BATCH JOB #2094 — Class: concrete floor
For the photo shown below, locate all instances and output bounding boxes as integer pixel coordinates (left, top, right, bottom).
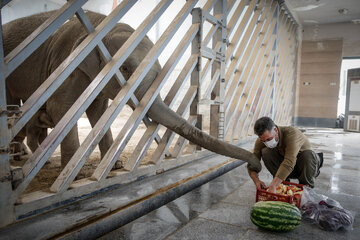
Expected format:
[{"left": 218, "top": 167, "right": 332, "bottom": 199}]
[{"left": 99, "top": 128, "right": 360, "bottom": 240}]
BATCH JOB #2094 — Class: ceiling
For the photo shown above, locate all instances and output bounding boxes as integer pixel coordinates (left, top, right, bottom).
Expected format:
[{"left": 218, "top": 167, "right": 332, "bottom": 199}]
[
  {"left": 27, "top": 0, "right": 360, "bottom": 27},
  {"left": 285, "top": 0, "right": 360, "bottom": 25}
]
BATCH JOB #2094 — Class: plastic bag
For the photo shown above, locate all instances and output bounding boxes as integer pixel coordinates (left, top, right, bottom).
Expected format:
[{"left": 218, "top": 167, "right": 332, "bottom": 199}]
[{"left": 300, "top": 186, "right": 355, "bottom": 231}]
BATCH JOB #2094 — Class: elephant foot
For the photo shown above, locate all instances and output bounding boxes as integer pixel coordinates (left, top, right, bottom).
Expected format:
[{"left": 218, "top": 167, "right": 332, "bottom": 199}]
[
  {"left": 61, "top": 156, "right": 72, "bottom": 169},
  {"left": 113, "top": 160, "right": 123, "bottom": 170}
]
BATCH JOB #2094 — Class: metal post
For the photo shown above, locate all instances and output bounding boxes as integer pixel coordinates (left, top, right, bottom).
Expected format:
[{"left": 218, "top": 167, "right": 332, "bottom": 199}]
[
  {"left": 210, "top": 0, "right": 227, "bottom": 140},
  {"left": 190, "top": 8, "right": 202, "bottom": 150},
  {"left": 0, "top": 12, "right": 15, "bottom": 227}
]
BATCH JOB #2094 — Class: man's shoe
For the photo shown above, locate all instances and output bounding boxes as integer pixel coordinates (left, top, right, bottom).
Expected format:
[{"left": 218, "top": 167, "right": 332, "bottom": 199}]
[
  {"left": 315, "top": 152, "right": 324, "bottom": 177},
  {"left": 318, "top": 152, "right": 324, "bottom": 168}
]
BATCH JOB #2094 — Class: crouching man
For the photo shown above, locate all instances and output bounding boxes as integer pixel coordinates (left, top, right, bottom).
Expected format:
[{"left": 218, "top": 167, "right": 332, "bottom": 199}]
[{"left": 248, "top": 117, "right": 323, "bottom": 193}]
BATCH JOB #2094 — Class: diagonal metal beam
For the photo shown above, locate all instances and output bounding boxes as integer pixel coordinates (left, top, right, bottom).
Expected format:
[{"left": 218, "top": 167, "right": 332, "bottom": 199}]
[
  {"left": 123, "top": 55, "right": 198, "bottom": 172},
  {"left": 49, "top": 0, "right": 173, "bottom": 193},
  {"left": 91, "top": 0, "right": 199, "bottom": 181},
  {"left": 12, "top": 0, "right": 147, "bottom": 200},
  {"left": 8, "top": 0, "right": 137, "bottom": 142},
  {"left": 74, "top": 8, "right": 164, "bottom": 145}
]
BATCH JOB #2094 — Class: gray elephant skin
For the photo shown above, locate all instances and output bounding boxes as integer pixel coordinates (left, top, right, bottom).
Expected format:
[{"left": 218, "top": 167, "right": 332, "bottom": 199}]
[{"left": 3, "top": 11, "right": 261, "bottom": 171}]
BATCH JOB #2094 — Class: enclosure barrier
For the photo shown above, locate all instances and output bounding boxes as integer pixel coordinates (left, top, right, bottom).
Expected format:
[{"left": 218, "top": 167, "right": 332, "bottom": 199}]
[{"left": 0, "top": 0, "right": 298, "bottom": 228}]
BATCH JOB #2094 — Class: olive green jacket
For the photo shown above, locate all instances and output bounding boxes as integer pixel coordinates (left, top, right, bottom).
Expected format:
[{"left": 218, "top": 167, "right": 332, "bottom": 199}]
[{"left": 248, "top": 126, "right": 312, "bottom": 180}]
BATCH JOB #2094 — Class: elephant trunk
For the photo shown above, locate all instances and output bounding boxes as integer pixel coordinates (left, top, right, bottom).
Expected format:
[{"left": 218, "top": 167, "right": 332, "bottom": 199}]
[{"left": 148, "top": 97, "right": 262, "bottom": 172}]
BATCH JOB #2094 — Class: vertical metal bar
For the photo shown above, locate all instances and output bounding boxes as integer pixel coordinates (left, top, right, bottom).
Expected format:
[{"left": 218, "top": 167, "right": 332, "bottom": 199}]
[
  {"left": 209, "top": 0, "right": 226, "bottom": 140},
  {"left": 0, "top": 13, "right": 14, "bottom": 228},
  {"left": 190, "top": 8, "right": 202, "bottom": 149},
  {"left": 218, "top": 0, "right": 227, "bottom": 140}
]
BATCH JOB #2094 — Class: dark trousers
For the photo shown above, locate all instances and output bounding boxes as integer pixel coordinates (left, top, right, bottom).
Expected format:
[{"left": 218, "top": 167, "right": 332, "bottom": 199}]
[{"left": 261, "top": 148, "right": 320, "bottom": 187}]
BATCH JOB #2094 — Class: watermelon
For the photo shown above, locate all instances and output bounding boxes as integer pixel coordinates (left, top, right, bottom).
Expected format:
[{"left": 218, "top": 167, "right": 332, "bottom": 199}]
[{"left": 250, "top": 201, "right": 301, "bottom": 232}]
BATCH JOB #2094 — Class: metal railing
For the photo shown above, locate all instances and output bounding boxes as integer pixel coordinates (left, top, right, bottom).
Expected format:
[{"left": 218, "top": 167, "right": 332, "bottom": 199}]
[{"left": 0, "top": 0, "right": 298, "bottom": 227}]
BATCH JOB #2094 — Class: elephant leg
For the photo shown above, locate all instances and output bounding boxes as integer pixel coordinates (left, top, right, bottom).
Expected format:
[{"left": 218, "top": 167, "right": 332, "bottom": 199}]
[
  {"left": 60, "top": 124, "right": 80, "bottom": 167},
  {"left": 38, "top": 128, "right": 48, "bottom": 144},
  {"left": 24, "top": 110, "right": 47, "bottom": 153},
  {"left": 86, "top": 98, "right": 113, "bottom": 159},
  {"left": 47, "top": 99, "right": 80, "bottom": 168},
  {"left": 26, "top": 126, "right": 40, "bottom": 153}
]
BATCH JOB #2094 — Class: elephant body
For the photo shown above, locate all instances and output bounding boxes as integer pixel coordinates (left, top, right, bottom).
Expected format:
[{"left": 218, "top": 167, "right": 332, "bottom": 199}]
[{"left": 3, "top": 11, "right": 261, "bottom": 171}]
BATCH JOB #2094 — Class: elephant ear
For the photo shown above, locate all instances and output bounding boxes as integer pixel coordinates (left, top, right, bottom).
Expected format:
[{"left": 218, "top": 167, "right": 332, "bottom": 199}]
[{"left": 72, "top": 34, "right": 102, "bottom": 80}]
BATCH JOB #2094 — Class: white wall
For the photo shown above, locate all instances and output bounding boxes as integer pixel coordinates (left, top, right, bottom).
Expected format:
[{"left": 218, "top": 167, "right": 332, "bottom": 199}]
[
  {"left": 338, "top": 59, "right": 360, "bottom": 115},
  {"left": 302, "top": 22, "right": 360, "bottom": 57},
  {"left": 2, "top": 0, "right": 61, "bottom": 24}
]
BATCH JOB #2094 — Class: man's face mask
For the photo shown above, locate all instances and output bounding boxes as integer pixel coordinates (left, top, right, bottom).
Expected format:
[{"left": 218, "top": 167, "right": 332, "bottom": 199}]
[{"left": 264, "top": 128, "right": 278, "bottom": 148}]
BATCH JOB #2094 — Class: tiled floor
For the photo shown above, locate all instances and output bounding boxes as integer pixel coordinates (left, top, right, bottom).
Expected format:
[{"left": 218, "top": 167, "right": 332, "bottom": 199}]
[{"left": 99, "top": 128, "right": 360, "bottom": 240}]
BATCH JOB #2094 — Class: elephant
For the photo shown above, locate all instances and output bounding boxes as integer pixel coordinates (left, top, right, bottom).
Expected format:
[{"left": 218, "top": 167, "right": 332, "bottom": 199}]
[{"left": 3, "top": 11, "right": 261, "bottom": 172}]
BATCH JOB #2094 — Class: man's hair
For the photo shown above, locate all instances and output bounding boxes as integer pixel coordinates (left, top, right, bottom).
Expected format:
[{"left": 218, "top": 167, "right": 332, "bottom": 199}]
[{"left": 254, "top": 117, "right": 275, "bottom": 136}]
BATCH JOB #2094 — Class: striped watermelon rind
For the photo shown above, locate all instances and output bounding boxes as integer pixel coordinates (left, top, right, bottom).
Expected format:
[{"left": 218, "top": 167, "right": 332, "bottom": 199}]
[{"left": 250, "top": 201, "right": 301, "bottom": 232}]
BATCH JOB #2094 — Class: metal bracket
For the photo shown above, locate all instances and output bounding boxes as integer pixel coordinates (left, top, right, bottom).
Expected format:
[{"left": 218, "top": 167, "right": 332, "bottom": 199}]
[
  {"left": 0, "top": 173, "right": 12, "bottom": 183},
  {"left": 215, "top": 51, "right": 225, "bottom": 62},
  {"left": 0, "top": 147, "right": 10, "bottom": 154},
  {"left": 1, "top": 105, "right": 22, "bottom": 116},
  {"left": 9, "top": 141, "right": 25, "bottom": 158},
  {"left": 0, "top": 166, "right": 22, "bottom": 179},
  {"left": 6, "top": 105, "right": 22, "bottom": 128},
  {"left": 156, "top": 168, "right": 165, "bottom": 175}
]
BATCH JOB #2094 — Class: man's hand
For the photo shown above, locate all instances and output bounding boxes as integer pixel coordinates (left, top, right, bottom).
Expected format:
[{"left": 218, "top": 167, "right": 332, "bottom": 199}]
[
  {"left": 249, "top": 171, "right": 266, "bottom": 189},
  {"left": 267, "top": 176, "right": 283, "bottom": 193},
  {"left": 255, "top": 180, "right": 266, "bottom": 190},
  {"left": 267, "top": 184, "right": 276, "bottom": 193}
]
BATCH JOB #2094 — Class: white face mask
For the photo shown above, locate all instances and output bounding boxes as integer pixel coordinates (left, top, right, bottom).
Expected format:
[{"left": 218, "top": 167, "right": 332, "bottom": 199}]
[{"left": 264, "top": 129, "right": 278, "bottom": 148}]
